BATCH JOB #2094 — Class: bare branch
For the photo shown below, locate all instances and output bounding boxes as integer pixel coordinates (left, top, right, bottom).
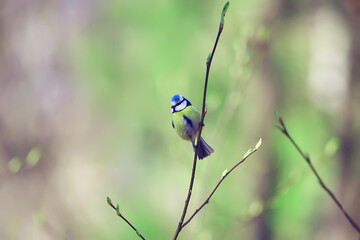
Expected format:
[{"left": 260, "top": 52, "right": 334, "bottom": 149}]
[
  {"left": 107, "top": 197, "right": 146, "bottom": 240},
  {"left": 276, "top": 117, "right": 360, "bottom": 235}
]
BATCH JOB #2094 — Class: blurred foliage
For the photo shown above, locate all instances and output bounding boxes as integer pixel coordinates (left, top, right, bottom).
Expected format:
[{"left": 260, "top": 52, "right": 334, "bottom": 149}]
[{"left": 0, "top": 0, "right": 360, "bottom": 240}]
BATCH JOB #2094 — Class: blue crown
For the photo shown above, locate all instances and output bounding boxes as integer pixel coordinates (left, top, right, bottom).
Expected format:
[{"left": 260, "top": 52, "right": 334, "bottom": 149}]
[{"left": 171, "top": 95, "right": 182, "bottom": 103}]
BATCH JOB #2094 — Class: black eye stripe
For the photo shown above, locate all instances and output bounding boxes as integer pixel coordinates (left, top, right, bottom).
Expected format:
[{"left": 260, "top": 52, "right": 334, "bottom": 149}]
[
  {"left": 171, "top": 99, "right": 192, "bottom": 113},
  {"left": 172, "top": 99, "right": 185, "bottom": 108}
]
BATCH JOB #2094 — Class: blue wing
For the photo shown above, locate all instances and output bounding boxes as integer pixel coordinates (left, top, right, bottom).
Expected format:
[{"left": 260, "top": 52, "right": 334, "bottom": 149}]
[
  {"left": 183, "top": 115, "right": 198, "bottom": 141},
  {"left": 183, "top": 116, "right": 193, "bottom": 129}
]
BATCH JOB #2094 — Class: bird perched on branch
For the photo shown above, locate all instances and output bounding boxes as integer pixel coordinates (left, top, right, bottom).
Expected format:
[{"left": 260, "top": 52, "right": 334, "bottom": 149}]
[{"left": 171, "top": 94, "right": 214, "bottom": 159}]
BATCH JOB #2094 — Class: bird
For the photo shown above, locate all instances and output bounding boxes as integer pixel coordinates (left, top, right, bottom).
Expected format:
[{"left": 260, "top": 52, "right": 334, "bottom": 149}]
[{"left": 171, "top": 94, "right": 214, "bottom": 160}]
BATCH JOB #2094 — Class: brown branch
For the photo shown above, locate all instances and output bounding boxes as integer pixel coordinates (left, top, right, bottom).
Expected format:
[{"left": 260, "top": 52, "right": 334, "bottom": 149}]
[
  {"left": 107, "top": 197, "right": 146, "bottom": 240},
  {"left": 277, "top": 117, "right": 360, "bottom": 235},
  {"left": 182, "top": 141, "right": 262, "bottom": 228},
  {"left": 172, "top": 2, "right": 230, "bottom": 239}
]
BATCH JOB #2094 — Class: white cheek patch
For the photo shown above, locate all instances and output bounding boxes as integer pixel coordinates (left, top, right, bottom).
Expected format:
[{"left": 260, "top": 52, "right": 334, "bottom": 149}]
[{"left": 175, "top": 100, "right": 187, "bottom": 112}]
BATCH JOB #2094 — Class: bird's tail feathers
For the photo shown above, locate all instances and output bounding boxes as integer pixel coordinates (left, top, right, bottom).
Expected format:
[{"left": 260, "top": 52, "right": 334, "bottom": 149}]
[{"left": 194, "top": 137, "right": 214, "bottom": 160}]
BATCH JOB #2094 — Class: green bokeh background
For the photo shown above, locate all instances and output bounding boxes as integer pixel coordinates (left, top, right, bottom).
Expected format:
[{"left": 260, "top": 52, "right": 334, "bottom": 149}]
[{"left": 1, "top": 0, "right": 360, "bottom": 239}]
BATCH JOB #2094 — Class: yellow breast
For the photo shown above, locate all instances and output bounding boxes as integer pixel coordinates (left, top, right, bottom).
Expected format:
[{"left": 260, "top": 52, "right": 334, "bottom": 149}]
[{"left": 172, "top": 105, "right": 201, "bottom": 141}]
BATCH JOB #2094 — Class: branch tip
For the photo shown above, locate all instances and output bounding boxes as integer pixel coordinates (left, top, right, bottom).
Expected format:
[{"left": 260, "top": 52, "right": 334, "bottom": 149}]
[
  {"left": 116, "top": 204, "right": 120, "bottom": 215},
  {"left": 220, "top": 2, "right": 230, "bottom": 26},
  {"left": 278, "top": 117, "right": 284, "bottom": 127},
  {"left": 107, "top": 197, "right": 112, "bottom": 206},
  {"left": 255, "top": 138, "right": 262, "bottom": 150}
]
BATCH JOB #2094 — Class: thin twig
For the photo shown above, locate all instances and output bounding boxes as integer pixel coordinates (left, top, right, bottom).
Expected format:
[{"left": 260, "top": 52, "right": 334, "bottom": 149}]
[
  {"left": 107, "top": 197, "right": 146, "bottom": 240},
  {"left": 277, "top": 117, "right": 360, "bottom": 235},
  {"left": 172, "top": 3, "right": 230, "bottom": 239},
  {"left": 182, "top": 141, "right": 261, "bottom": 228}
]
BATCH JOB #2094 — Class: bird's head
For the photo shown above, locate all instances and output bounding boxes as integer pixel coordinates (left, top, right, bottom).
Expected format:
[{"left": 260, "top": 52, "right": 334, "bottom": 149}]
[{"left": 171, "top": 94, "right": 191, "bottom": 113}]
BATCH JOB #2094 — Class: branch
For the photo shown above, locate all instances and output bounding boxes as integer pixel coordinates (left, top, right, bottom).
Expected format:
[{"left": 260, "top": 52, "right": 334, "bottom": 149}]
[
  {"left": 182, "top": 138, "right": 263, "bottom": 228},
  {"left": 107, "top": 197, "right": 146, "bottom": 240},
  {"left": 172, "top": 2, "right": 230, "bottom": 240},
  {"left": 276, "top": 116, "right": 360, "bottom": 235}
]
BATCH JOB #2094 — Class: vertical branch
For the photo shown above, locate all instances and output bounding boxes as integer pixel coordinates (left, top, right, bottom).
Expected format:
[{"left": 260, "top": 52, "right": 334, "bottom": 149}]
[{"left": 172, "top": 2, "right": 230, "bottom": 240}]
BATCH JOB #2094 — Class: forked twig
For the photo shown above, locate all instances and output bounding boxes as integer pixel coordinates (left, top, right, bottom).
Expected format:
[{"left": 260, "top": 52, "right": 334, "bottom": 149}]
[
  {"left": 276, "top": 116, "right": 360, "bottom": 235},
  {"left": 182, "top": 139, "right": 262, "bottom": 228},
  {"left": 172, "top": 2, "right": 230, "bottom": 239}
]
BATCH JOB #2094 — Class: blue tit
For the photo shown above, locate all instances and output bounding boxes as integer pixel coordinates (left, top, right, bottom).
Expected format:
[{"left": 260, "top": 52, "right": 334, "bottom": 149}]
[{"left": 171, "top": 94, "right": 214, "bottom": 160}]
